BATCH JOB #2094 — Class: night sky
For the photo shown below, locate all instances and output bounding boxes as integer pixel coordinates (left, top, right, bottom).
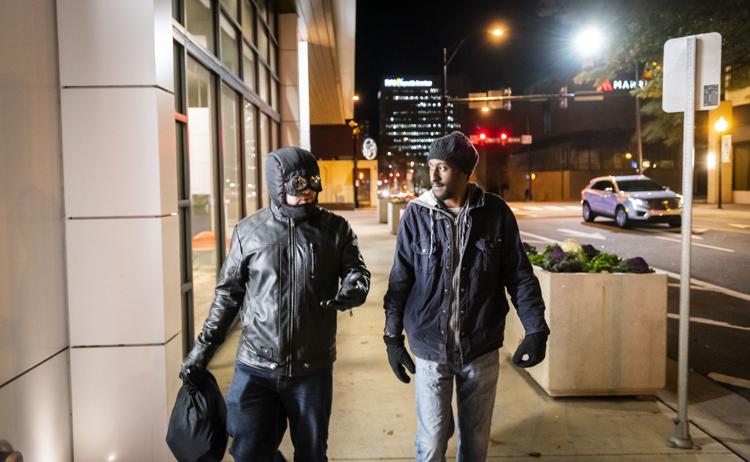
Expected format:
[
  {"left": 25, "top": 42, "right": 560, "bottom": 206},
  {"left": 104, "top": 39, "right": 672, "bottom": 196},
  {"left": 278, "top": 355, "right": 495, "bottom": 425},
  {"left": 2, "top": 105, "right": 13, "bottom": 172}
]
[{"left": 354, "top": 0, "right": 586, "bottom": 137}]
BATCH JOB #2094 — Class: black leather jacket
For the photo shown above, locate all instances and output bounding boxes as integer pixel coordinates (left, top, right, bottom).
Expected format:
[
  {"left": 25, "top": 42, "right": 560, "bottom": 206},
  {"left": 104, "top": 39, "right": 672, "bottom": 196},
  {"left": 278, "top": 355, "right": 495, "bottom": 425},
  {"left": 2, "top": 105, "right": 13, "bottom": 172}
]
[{"left": 192, "top": 203, "right": 370, "bottom": 377}]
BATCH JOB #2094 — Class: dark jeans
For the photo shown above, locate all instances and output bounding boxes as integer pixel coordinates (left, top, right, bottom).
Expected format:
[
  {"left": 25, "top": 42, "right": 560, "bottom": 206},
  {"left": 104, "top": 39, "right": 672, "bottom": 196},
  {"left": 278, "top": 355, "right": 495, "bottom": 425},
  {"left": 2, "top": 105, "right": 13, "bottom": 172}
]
[{"left": 226, "top": 361, "right": 333, "bottom": 462}]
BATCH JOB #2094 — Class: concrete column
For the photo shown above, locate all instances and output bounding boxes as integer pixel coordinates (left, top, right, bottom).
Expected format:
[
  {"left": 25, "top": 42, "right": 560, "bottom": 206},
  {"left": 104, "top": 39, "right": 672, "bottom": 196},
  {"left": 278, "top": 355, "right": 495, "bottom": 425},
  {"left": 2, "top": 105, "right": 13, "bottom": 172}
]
[
  {"left": 279, "top": 13, "right": 309, "bottom": 150},
  {"left": 57, "top": 1, "right": 181, "bottom": 460}
]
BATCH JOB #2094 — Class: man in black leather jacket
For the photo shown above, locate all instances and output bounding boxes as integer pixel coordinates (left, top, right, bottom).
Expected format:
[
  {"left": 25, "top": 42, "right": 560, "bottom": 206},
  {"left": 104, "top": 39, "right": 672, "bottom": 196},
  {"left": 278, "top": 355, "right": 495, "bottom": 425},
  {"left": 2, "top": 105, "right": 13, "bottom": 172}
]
[{"left": 181, "top": 147, "right": 370, "bottom": 461}]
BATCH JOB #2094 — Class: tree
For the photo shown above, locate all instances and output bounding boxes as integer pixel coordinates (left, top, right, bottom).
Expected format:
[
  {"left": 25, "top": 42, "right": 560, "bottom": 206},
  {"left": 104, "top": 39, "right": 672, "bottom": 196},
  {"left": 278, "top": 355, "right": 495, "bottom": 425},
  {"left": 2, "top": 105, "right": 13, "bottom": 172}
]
[{"left": 538, "top": 0, "right": 750, "bottom": 147}]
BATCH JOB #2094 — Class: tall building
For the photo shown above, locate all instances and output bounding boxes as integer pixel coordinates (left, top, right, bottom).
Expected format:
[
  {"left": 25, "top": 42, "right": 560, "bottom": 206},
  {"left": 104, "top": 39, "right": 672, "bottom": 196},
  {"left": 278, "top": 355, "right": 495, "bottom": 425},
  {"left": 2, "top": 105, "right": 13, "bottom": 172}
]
[
  {"left": 1, "top": 0, "right": 355, "bottom": 460},
  {"left": 378, "top": 76, "right": 460, "bottom": 193}
]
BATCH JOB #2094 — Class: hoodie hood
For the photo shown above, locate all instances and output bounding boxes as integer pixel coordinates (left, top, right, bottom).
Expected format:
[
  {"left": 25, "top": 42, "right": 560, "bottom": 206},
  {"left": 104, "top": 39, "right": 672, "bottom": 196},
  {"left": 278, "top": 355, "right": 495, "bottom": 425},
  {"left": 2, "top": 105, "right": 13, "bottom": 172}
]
[{"left": 265, "top": 147, "right": 321, "bottom": 221}]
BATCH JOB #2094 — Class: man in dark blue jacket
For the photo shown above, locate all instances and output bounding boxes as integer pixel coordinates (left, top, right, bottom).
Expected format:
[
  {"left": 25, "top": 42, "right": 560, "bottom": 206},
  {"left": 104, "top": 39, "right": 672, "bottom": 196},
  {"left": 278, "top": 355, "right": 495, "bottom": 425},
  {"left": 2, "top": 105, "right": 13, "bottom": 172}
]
[{"left": 383, "top": 131, "right": 550, "bottom": 462}]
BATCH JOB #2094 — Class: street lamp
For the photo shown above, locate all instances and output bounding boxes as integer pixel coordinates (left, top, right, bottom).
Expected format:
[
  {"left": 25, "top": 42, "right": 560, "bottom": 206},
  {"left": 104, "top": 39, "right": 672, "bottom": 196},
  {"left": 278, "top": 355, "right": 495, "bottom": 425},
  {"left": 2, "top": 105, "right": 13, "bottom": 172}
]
[
  {"left": 442, "top": 25, "right": 507, "bottom": 134},
  {"left": 346, "top": 118, "right": 361, "bottom": 209},
  {"left": 714, "top": 116, "right": 729, "bottom": 209}
]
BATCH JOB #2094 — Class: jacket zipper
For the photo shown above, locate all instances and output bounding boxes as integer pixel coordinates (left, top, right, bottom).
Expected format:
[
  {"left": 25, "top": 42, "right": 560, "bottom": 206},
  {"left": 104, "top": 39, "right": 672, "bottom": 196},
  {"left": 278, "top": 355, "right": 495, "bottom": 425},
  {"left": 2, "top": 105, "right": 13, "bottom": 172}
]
[
  {"left": 309, "top": 242, "right": 316, "bottom": 278},
  {"left": 288, "top": 218, "right": 295, "bottom": 376}
]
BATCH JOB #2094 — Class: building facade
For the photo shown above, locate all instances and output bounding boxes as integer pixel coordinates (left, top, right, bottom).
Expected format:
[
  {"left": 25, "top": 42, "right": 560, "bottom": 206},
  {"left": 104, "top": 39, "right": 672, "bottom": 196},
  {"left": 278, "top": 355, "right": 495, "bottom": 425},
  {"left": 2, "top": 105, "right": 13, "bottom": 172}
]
[
  {"left": 378, "top": 76, "right": 459, "bottom": 194},
  {"left": 0, "top": 0, "right": 356, "bottom": 460}
]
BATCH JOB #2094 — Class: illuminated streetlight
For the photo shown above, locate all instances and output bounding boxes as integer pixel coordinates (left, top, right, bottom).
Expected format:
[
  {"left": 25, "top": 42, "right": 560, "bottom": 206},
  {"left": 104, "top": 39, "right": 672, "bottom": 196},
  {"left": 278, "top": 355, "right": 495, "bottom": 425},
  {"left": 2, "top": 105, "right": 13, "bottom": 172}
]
[
  {"left": 714, "top": 116, "right": 729, "bottom": 209},
  {"left": 489, "top": 27, "right": 504, "bottom": 38},
  {"left": 573, "top": 25, "right": 605, "bottom": 58},
  {"left": 625, "top": 152, "right": 633, "bottom": 160},
  {"left": 481, "top": 106, "right": 490, "bottom": 113},
  {"left": 352, "top": 94, "right": 360, "bottom": 102}
]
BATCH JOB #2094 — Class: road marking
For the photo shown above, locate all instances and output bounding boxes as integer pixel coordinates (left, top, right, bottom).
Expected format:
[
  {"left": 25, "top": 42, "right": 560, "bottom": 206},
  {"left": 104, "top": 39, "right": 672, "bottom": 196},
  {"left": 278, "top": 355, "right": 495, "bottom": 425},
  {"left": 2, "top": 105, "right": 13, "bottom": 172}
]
[
  {"left": 524, "top": 206, "right": 544, "bottom": 211},
  {"left": 565, "top": 205, "right": 581, "bottom": 210},
  {"left": 654, "top": 236, "right": 734, "bottom": 253},
  {"left": 517, "top": 230, "right": 750, "bottom": 303},
  {"left": 546, "top": 205, "right": 565, "bottom": 210},
  {"left": 557, "top": 228, "right": 607, "bottom": 240},
  {"left": 667, "top": 313, "right": 750, "bottom": 332},
  {"left": 707, "top": 373, "right": 750, "bottom": 389},
  {"left": 511, "top": 207, "right": 521, "bottom": 213},
  {"left": 519, "top": 231, "right": 558, "bottom": 244},
  {"left": 729, "top": 223, "right": 750, "bottom": 229}
]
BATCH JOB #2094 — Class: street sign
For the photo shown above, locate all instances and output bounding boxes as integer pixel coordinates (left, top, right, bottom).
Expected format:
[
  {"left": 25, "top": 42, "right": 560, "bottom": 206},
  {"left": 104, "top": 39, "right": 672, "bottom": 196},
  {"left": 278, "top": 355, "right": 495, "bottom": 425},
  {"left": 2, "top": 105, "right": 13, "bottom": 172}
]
[
  {"left": 468, "top": 92, "right": 487, "bottom": 109},
  {"left": 721, "top": 134, "right": 732, "bottom": 163},
  {"left": 663, "top": 32, "right": 722, "bottom": 113},
  {"left": 362, "top": 138, "right": 377, "bottom": 160},
  {"left": 521, "top": 134, "right": 532, "bottom": 145}
]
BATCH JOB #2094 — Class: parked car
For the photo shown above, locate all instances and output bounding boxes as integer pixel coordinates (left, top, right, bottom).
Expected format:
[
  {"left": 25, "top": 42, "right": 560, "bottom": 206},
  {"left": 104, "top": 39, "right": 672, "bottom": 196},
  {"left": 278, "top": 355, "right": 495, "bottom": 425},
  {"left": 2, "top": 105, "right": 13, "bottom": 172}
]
[{"left": 581, "top": 175, "right": 682, "bottom": 228}]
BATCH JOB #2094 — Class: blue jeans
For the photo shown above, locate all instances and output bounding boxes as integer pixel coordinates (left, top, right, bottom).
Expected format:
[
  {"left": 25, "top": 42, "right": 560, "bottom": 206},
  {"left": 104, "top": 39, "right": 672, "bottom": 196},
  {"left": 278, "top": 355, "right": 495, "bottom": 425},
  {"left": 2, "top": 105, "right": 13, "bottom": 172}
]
[
  {"left": 414, "top": 349, "right": 500, "bottom": 462},
  {"left": 226, "top": 361, "right": 333, "bottom": 462}
]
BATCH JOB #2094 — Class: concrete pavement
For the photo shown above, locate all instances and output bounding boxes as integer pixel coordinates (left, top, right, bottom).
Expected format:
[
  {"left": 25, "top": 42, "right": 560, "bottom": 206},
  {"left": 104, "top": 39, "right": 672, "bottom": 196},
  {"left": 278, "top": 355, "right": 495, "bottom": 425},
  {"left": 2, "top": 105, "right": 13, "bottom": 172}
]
[{"left": 207, "top": 207, "right": 744, "bottom": 461}]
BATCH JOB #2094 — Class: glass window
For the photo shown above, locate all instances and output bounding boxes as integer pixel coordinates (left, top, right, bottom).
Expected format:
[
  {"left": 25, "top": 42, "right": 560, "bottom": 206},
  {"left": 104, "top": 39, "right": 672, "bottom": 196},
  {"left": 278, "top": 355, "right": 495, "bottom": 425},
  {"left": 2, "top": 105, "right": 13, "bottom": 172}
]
[
  {"left": 174, "top": 43, "right": 184, "bottom": 113},
  {"left": 172, "top": 0, "right": 183, "bottom": 23},
  {"left": 241, "top": 0, "right": 255, "bottom": 42},
  {"left": 244, "top": 102, "right": 258, "bottom": 214},
  {"left": 257, "top": 19, "right": 269, "bottom": 63},
  {"left": 186, "top": 0, "right": 214, "bottom": 52},
  {"left": 260, "top": 112, "right": 270, "bottom": 207},
  {"left": 734, "top": 142, "right": 750, "bottom": 191},
  {"left": 271, "top": 120, "right": 279, "bottom": 151},
  {"left": 221, "top": 84, "right": 242, "bottom": 243},
  {"left": 220, "top": 15, "right": 239, "bottom": 75},
  {"left": 270, "top": 42, "right": 277, "bottom": 75},
  {"left": 221, "top": 0, "right": 238, "bottom": 20},
  {"left": 186, "top": 58, "right": 217, "bottom": 333},
  {"left": 257, "top": 0, "right": 268, "bottom": 23},
  {"left": 259, "top": 65, "right": 268, "bottom": 103},
  {"left": 269, "top": 7, "right": 276, "bottom": 37},
  {"left": 242, "top": 44, "right": 256, "bottom": 91},
  {"left": 270, "top": 78, "right": 277, "bottom": 112}
]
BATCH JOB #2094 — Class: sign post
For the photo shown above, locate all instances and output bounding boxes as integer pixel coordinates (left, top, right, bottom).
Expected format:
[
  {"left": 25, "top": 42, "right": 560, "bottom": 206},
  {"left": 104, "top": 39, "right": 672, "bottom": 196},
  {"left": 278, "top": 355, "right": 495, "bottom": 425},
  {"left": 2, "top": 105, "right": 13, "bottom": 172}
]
[{"left": 662, "top": 32, "right": 721, "bottom": 450}]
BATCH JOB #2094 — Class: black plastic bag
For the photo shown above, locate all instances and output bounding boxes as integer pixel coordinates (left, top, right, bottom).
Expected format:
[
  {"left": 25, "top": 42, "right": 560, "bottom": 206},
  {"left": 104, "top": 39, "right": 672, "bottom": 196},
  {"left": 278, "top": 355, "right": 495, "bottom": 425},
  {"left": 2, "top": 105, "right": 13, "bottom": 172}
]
[{"left": 166, "top": 370, "right": 228, "bottom": 462}]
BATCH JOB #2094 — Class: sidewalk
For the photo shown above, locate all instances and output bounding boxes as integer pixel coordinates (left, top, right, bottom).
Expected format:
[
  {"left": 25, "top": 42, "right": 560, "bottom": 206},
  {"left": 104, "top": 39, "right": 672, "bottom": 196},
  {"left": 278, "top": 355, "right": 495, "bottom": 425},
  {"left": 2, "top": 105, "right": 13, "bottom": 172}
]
[{"left": 210, "top": 208, "right": 743, "bottom": 461}]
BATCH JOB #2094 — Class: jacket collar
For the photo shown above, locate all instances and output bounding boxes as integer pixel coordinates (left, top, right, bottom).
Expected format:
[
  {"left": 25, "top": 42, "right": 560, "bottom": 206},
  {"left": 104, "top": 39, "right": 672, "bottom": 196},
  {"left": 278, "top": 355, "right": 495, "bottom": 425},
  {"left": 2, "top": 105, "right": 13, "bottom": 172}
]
[{"left": 411, "top": 183, "right": 485, "bottom": 217}]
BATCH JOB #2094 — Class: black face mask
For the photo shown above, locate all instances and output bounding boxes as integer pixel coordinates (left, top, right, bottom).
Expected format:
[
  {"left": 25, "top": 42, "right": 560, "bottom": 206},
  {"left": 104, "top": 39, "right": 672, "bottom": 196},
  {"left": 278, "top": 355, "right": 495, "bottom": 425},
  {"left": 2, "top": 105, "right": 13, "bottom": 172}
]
[{"left": 265, "top": 147, "right": 322, "bottom": 221}]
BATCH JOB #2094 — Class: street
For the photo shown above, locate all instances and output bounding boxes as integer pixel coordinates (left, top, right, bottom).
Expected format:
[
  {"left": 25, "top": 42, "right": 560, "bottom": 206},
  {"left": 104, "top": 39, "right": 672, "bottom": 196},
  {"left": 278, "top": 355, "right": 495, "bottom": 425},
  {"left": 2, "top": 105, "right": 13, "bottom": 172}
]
[{"left": 511, "top": 202, "right": 750, "bottom": 401}]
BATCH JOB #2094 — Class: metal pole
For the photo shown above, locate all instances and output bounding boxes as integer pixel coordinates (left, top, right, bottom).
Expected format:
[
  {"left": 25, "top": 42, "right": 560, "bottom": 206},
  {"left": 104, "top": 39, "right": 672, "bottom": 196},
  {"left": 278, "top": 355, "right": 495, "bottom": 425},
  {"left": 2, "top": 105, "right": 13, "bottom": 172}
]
[
  {"left": 635, "top": 61, "right": 644, "bottom": 174},
  {"left": 442, "top": 47, "right": 448, "bottom": 135},
  {"left": 668, "top": 35, "right": 696, "bottom": 450},
  {"left": 718, "top": 133, "right": 723, "bottom": 209},
  {"left": 353, "top": 129, "right": 359, "bottom": 209}
]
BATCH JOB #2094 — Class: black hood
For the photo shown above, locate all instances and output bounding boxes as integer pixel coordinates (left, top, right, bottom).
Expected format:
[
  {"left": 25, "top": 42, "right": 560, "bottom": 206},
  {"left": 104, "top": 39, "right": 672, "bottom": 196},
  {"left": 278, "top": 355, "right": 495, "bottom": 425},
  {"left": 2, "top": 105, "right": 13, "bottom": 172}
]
[{"left": 265, "top": 147, "right": 321, "bottom": 221}]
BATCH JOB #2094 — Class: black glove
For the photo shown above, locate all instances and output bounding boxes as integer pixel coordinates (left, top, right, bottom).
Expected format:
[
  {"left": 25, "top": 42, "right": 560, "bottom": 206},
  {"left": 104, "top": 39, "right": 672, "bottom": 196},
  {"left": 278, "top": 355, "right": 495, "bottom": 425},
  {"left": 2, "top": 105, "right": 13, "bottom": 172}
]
[
  {"left": 179, "top": 339, "right": 213, "bottom": 385},
  {"left": 320, "top": 272, "right": 368, "bottom": 311},
  {"left": 512, "top": 332, "right": 548, "bottom": 368},
  {"left": 383, "top": 335, "right": 416, "bottom": 383}
]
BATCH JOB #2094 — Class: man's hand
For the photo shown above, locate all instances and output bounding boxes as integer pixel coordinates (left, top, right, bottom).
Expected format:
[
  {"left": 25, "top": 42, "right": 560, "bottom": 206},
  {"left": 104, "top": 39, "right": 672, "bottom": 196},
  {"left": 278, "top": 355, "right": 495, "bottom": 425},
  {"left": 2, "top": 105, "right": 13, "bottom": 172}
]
[
  {"left": 512, "top": 332, "right": 548, "bottom": 368},
  {"left": 179, "top": 341, "right": 212, "bottom": 385},
  {"left": 383, "top": 335, "right": 416, "bottom": 383},
  {"left": 320, "top": 272, "right": 368, "bottom": 311}
]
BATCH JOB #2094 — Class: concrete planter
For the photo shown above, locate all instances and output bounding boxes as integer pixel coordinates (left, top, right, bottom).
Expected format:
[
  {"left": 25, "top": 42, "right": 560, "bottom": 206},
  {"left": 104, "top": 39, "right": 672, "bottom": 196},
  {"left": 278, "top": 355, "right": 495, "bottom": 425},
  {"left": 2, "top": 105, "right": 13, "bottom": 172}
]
[
  {"left": 387, "top": 202, "right": 407, "bottom": 235},
  {"left": 377, "top": 197, "right": 388, "bottom": 223},
  {"left": 505, "top": 266, "right": 667, "bottom": 397}
]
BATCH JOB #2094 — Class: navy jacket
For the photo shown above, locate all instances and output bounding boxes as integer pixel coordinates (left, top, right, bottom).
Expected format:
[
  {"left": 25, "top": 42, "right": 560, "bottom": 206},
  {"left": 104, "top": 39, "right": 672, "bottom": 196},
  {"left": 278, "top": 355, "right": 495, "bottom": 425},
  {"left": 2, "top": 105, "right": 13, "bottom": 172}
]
[{"left": 383, "top": 184, "right": 549, "bottom": 364}]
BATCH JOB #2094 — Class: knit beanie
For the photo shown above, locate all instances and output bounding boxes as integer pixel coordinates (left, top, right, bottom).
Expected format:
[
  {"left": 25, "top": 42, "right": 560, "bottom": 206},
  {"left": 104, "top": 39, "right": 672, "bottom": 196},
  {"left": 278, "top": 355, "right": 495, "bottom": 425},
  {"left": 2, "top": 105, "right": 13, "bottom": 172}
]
[{"left": 427, "top": 131, "right": 478, "bottom": 175}]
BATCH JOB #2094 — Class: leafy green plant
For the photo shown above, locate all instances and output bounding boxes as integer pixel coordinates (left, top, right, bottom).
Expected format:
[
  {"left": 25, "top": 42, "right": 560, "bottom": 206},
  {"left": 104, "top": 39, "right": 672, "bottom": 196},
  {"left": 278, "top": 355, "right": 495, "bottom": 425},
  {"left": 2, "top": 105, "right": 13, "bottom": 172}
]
[{"left": 523, "top": 239, "right": 652, "bottom": 273}]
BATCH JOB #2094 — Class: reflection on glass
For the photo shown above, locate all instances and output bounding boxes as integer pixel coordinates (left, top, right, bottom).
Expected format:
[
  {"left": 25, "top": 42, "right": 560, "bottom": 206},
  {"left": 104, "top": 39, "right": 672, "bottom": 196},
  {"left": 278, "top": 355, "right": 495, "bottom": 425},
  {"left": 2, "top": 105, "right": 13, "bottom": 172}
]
[
  {"left": 221, "top": 0, "right": 238, "bottom": 19},
  {"left": 269, "top": 43, "right": 277, "bottom": 77},
  {"left": 186, "top": 0, "right": 214, "bottom": 51},
  {"left": 244, "top": 102, "right": 258, "bottom": 214},
  {"left": 259, "top": 66, "right": 268, "bottom": 103},
  {"left": 221, "top": 84, "right": 242, "bottom": 250},
  {"left": 257, "top": 18, "right": 269, "bottom": 63},
  {"left": 270, "top": 78, "right": 277, "bottom": 112},
  {"left": 220, "top": 15, "right": 239, "bottom": 75},
  {"left": 187, "top": 58, "right": 217, "bottom": 334},
  {"left": 269, "top": 7, "right": 276, "bottom": 37},
  {"left": 241, "top": 0, "right": 254, "bottom": 42},
  {"left": 257, "top": 0, "right": 268, "bottom": 23},
  {"left": 242, "top": 44, "right": 256, "bottom": 91},
  {"left": 271, "top": 120, "right": 279, "bottom": 151},
  {"left": 260, "top": 112, "right": 270, "bottom": 208}
]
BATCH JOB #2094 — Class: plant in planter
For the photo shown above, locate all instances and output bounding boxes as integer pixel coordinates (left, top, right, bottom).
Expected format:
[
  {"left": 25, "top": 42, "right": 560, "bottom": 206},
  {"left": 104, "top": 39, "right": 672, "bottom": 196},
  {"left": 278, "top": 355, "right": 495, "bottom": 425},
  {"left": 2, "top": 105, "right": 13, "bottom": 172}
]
[
  {"left": 510, "top": 239, "right": 666, "bottom": 397},
  {"left": 524, "top": 239, "right": 654, "bottom": 274}
]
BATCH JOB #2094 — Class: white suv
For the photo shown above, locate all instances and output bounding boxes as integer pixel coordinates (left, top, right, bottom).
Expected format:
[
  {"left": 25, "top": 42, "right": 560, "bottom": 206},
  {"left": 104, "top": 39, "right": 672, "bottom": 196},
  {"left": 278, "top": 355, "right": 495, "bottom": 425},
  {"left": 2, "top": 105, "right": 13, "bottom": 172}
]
[{"left": 581, "top": 175, "right": 682, "bottom": 228}]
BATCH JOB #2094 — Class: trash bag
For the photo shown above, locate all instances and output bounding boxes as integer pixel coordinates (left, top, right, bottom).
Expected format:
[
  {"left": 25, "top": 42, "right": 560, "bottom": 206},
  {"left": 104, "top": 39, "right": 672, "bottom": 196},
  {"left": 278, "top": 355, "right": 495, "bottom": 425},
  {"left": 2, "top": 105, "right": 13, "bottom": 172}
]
[{"left": 166, "top": 370, "right": 228, "bottom": 462}]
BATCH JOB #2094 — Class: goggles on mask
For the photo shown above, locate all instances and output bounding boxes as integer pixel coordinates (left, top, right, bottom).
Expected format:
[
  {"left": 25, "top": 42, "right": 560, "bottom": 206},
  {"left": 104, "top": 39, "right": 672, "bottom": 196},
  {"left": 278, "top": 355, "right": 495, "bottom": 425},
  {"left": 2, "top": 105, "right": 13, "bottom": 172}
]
[{"left": 286, "top": 174, "right": 322, "bottom": 196}]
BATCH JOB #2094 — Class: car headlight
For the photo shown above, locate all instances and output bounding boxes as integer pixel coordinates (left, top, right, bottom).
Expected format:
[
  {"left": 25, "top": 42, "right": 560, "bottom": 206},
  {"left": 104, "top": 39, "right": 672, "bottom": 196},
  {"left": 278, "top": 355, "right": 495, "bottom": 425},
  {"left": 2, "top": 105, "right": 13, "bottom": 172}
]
[{"left": 631, "top": 198, "right": 647, "bottom": 208}]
